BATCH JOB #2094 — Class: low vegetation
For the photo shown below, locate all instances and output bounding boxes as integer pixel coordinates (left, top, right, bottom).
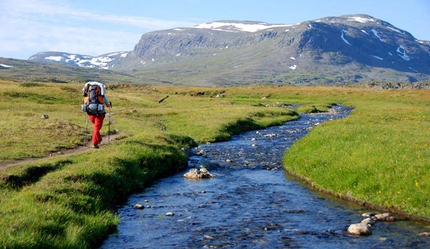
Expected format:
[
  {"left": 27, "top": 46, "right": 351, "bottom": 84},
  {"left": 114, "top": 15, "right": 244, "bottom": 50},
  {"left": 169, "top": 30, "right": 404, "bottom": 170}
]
[
  {"left": 284, "top": 87, "right": 430, "bottom": 220},
  {"left": 0, "top": 79, "right": 429, "bottom": 248}
]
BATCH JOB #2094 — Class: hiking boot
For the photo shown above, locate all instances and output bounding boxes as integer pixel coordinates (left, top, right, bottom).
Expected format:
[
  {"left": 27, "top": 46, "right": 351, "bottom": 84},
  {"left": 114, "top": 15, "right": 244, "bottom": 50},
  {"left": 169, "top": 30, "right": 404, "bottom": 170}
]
[{"left": 92, "top": 144, "right": 99, "bottom": 149}]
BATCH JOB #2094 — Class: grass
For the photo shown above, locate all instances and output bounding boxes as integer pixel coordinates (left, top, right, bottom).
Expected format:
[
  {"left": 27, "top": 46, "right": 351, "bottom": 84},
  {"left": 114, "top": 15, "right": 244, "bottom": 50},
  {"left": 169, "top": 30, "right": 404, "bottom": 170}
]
[
  {"left": 0, "top": 80, "right": 429, "bottom": 247},
  {"left": 283, "top": 87, "right": 430, "bottom": 220}
]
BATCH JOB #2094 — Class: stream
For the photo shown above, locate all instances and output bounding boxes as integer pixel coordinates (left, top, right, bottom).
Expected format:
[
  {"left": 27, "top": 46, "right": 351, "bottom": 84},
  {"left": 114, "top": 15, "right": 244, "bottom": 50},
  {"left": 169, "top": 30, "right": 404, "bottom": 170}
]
[{"left": 101, "top": 105, "right": 430, "bottom": 248}]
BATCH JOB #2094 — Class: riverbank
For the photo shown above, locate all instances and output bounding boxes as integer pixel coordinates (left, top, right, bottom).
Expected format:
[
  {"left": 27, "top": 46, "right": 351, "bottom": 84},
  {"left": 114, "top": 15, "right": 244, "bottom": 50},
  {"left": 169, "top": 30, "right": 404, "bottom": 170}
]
[{"left": 284, "top": 89, "right": 430, "bottom": 221}]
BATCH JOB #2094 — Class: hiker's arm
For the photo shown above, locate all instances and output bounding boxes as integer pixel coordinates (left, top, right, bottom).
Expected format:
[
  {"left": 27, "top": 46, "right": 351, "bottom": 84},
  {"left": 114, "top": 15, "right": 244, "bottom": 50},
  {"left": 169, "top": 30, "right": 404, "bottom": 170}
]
[{"left": 104, "top": 96, "right": 112, "bottom": 108}]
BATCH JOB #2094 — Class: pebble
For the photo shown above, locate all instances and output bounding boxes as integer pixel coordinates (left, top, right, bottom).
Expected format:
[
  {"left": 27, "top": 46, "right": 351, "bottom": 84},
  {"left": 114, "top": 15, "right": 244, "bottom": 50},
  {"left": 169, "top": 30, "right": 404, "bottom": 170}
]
[{"left": 134, "top": 203, "right": 144, "bottom": 209}]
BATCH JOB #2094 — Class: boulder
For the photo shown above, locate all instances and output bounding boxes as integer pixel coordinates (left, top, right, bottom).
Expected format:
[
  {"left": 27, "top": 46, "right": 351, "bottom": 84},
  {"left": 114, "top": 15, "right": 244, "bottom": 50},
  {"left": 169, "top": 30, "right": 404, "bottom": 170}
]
[
  {"left": 347, "top": 223, "right": 372, "bottom": 236},
  {"left": 183, "top": 166, "right": 215, "bottom": 179},
  {"left": 372, "top": 213, "right": 395, "bottom": 221}
]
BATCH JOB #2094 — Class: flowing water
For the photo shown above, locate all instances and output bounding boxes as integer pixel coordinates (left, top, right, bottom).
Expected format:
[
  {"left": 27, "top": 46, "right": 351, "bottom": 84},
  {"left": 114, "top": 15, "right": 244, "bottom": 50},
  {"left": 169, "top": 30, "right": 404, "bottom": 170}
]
[{"left": 101, "top": 106, "right": 430, "bottom": 248}]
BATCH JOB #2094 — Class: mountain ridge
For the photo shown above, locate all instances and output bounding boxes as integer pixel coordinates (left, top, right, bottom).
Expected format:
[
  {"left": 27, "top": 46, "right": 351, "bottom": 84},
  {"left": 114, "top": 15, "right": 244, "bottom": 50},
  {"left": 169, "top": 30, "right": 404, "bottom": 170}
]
[{"left": 27, "top": 14, "right": 430, "bottom": 86}]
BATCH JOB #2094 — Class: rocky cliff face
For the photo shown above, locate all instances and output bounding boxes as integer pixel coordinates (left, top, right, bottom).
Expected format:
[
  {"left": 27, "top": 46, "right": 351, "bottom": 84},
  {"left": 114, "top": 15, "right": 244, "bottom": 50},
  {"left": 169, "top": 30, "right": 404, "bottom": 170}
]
[{"left": 29, "top": 15, "right": 430, "bottom": 86}]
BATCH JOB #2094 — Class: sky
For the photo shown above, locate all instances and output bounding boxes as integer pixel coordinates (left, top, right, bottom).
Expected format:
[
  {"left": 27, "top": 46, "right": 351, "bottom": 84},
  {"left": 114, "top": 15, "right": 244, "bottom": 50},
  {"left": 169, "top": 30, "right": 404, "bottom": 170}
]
[{"left": 1, "top": 0, "right": 429, "bottom": 60}]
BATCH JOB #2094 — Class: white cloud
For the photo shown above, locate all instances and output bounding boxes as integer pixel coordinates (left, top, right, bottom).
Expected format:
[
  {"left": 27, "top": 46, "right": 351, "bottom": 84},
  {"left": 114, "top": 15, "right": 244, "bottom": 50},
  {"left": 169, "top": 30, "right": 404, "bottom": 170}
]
[{"left": 0, "top": 0, "right": 196, "bottom": 59}]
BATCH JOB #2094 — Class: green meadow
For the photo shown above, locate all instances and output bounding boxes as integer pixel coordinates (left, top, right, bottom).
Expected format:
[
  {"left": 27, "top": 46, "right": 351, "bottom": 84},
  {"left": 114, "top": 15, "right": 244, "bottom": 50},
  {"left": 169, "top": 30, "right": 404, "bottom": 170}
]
[
  {"left": 0, "top": 79, "right": 429, "bottom": 248},
  {"left": 283, "top": 86, "right": 430, "bottom": 219}
]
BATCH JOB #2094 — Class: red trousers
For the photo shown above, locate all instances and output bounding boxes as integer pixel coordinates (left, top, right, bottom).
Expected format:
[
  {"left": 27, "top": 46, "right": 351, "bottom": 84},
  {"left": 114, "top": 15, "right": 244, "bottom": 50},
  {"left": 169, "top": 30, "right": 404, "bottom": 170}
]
[{"left": 88, "top": 114, "right": 105, "bottom": 146}]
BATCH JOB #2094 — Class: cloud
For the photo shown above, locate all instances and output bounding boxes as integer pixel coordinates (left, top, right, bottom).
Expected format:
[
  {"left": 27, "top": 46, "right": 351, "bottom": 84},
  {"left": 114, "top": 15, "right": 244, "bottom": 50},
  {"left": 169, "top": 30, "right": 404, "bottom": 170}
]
[{"left": 0, "top": 0, "right": 197, "bottom": 59}]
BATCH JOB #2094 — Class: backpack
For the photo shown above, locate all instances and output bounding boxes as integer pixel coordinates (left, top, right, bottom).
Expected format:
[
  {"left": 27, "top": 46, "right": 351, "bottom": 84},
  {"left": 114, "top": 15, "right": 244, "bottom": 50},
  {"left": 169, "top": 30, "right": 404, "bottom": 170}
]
[{"left": 81, "top": 81, "right": 106, "bottom": 115}]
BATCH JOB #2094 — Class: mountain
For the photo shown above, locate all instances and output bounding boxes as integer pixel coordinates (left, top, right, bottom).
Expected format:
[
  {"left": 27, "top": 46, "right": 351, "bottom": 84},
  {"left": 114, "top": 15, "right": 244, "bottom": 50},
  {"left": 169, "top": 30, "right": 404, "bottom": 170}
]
[
  {"left": 28, "top": 14, "right": 430, "bottom": 86},
  {"left": 0, "top": 57, "right": 143, "bottom": 84}
]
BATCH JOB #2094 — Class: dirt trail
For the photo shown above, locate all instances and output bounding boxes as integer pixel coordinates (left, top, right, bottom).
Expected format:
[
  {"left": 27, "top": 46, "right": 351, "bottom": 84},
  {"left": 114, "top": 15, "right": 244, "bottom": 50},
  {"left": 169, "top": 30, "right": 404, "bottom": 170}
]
[{"left": 0, "top": 132, "right": 123, "bottom": 171}]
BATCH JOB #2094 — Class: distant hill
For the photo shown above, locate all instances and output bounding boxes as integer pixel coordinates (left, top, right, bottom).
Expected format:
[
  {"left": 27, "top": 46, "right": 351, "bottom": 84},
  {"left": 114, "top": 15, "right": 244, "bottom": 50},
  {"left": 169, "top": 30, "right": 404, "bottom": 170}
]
[
  {"left": 25, "top": 14, "right": 430, "bottom": 87},
  {"left": 0, "top": 57, "right": 145, "bottom": 84}
]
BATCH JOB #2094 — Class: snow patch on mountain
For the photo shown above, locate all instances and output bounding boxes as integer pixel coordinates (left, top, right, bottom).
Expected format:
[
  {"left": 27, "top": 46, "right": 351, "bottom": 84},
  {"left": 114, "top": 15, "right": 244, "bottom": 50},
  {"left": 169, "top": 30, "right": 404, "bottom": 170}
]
[
  {"left": 372, "top": 55, "right": 384, "bottom": 60},
  {"left": 347, "top": 16, "right": 376, "bottom": 23},
  {"left": 371, "top": 29, "right": 384, "bottom": 42},
  {"left": 387, "top": 26, "right": 404, "bottom": 35},
  {"left": 194, "top": 21, "right": 294, "bottom": 33},
  {"left": 341, "top": 30, "right": 352, "bottom": 45},
  {"left": 397, "top": 46, "right": 410, "bottom": 61},
  {"left": 29, "top": 51, "right": 129, "bottom": 69},
  {"left": 0, "top": 63, "right": 14, "bottom": 68},
  {"left": 361, "top": 30, "right": 369, "bottom": 35}
]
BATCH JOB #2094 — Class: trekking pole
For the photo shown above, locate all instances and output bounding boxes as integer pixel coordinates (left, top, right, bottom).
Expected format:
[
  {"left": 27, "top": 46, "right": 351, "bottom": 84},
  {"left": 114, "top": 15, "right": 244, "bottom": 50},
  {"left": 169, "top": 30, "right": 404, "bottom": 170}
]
[
  {"left": 84, "top": 115, "right": 88, "bottom": 146},
  {"left": 108, "top": 104, "right": 111, "bottom": 144}
]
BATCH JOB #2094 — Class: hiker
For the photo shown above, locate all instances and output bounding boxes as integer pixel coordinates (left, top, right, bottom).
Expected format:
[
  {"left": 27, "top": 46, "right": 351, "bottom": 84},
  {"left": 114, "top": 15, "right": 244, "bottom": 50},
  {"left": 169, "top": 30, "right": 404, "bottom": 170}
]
[{"left": 81, "top": 81, "right": 112, "bottom": 148}]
